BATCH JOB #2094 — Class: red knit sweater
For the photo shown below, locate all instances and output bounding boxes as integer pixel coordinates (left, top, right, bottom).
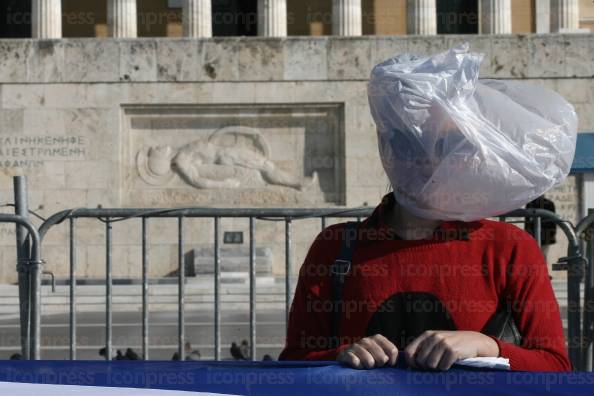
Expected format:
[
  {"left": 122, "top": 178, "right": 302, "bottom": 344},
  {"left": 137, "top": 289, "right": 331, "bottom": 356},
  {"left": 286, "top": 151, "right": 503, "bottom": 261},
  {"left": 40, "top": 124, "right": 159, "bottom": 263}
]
[{"left": 278, "top": 193, "right": 571, "bottom": 371}]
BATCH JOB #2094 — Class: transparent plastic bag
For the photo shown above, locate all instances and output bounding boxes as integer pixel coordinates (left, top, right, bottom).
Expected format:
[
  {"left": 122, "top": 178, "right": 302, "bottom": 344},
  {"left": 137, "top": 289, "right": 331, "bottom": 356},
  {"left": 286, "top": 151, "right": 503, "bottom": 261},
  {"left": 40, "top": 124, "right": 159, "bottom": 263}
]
[{"left": 367, "top": 43, "right": 577, "bottom": 221}]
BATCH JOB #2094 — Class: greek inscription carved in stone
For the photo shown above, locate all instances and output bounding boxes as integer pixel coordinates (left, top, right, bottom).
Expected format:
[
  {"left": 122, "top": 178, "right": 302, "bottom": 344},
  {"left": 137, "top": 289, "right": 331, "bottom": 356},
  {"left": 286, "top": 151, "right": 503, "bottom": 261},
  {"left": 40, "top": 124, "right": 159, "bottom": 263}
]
[{"left": 0, "top": 135, "right": 87, "bottom": 168}]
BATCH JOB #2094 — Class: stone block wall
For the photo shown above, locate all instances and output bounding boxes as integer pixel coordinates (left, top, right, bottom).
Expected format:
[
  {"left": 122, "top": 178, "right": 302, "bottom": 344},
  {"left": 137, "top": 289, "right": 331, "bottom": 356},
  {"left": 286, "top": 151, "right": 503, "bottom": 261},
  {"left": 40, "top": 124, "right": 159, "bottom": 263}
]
[{"left": 0, "top": 34, "right": 592, "bottom": 283}]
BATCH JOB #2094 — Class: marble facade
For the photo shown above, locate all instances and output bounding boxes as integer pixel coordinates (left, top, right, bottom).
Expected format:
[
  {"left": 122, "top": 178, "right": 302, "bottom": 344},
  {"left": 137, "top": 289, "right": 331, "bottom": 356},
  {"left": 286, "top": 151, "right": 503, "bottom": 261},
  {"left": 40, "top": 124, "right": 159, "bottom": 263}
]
[{"left": 0, "top": 35, "right": 592, "bottom": 283}]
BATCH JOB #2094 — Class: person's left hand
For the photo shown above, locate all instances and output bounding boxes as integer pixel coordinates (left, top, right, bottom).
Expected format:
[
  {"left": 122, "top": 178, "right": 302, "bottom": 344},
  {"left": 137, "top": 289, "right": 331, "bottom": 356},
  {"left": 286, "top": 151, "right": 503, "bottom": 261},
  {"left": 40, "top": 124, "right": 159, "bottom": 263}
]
[{"left": 403, "top": 330, "right": 499, "bottom": 371}]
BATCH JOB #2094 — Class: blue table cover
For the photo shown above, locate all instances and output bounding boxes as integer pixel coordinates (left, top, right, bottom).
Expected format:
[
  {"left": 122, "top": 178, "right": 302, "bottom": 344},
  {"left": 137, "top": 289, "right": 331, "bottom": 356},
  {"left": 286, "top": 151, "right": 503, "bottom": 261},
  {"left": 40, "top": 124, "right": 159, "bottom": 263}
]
[{"left": 0, "top": 359, "right": 593, "bottom": 395}]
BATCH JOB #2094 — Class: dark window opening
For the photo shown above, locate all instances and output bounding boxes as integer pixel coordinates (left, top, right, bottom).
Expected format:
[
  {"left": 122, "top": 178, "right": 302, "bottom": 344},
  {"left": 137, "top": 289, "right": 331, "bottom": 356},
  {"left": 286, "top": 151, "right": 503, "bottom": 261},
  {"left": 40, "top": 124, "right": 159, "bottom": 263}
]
[
  {"left": 287, "top": 0, "right": 332, "bottom": 36},
  {"left": 63, "top": 0, "right": 107, "bottom": 38},
  {"left": 0, "top": 0, "right": 32, "bottom": 38},
  {"left": 138, "top": 0, "right": 181, "bottom": 37},
  {"left": 437, "top": 0, "right": 479, "bottom": 34},
  {"left": 213, "top": 0, "right": 257, "bottom": 36}
]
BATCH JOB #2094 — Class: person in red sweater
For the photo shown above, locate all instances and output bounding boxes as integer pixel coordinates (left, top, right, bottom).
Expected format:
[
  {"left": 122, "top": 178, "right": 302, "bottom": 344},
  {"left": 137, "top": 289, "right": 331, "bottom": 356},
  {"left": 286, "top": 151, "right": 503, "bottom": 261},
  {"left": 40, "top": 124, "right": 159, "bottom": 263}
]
[{"left": 278, "top": 192, "right": 571, "bottom": 371}]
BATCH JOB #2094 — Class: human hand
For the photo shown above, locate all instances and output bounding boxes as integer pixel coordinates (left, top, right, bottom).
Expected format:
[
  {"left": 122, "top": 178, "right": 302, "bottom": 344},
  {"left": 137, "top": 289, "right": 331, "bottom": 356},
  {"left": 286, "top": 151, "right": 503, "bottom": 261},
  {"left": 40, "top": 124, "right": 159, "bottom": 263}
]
[
  {"left": 336, "top": 334, "right": 398, "bottom": 369},
  {"left": 404, "top": 330, "right": 499, "bottom": 371}
]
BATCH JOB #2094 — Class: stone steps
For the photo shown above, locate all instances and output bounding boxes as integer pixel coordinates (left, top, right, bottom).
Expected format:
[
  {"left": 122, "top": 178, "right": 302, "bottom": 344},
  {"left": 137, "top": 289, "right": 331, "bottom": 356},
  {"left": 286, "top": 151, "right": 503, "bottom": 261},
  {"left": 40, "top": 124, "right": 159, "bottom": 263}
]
[
  {"left": 0, "top": 279, "right": 577, "bottom": 316},
  {"left": 0, "top": 278, "right": 296, "bottom": 315}
]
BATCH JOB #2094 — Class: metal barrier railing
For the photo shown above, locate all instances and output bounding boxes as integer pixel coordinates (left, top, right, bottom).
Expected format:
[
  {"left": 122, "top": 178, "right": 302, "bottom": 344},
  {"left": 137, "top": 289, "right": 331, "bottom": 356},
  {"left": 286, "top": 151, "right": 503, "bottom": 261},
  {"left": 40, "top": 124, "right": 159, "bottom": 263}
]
[
  {"left": 3, "top": 177, "right": 43, "bottom": 360},
  {"left": 36, "top": 207, "right": 372, "bottom": 361},
  {"left": 32, "top": 206, "right": 587, "bottom": 367},
  {"left": 576, "top": 209, "right": 594, "bottom": 371}
]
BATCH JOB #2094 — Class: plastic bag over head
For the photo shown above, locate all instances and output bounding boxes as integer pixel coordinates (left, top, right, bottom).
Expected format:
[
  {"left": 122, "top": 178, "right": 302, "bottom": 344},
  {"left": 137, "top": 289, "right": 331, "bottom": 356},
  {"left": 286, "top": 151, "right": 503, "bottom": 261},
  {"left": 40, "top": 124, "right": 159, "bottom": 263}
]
[{"left": 367, "top": 43, "right": 577, "bottom": 221}]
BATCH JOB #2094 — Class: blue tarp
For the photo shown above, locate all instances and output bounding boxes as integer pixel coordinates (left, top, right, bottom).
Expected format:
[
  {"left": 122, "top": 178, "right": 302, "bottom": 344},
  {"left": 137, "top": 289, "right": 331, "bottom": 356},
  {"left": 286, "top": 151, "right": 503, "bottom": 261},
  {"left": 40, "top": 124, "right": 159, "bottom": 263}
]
[
  {"left": 571, "top": 133, "right": 594, "bottom": 173},
  {"left": 0, "top": 360, "right": 593, "bottom": 395}
]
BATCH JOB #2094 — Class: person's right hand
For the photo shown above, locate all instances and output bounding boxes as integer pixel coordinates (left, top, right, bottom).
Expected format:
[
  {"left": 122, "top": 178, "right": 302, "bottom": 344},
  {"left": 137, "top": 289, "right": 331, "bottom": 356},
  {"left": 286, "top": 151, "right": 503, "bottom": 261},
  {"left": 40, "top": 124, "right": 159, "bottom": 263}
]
[{"left": 336, "top": 334, "right": 398, "bottom": 369}]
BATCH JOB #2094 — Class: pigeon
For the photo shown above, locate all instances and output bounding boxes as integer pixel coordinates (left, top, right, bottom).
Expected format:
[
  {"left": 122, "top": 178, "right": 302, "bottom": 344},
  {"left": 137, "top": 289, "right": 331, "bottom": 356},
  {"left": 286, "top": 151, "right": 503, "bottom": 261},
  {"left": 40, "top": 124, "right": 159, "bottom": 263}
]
[
  {"left": 183, "top": 342, "right": 201, "bottom": 360},
  {"left": 99, "top": 347, "right": 116, "bottom": 359},
  {"left": 239, "top": 340, "right": 250, "bottom": 360},
  {"left": 100, "top": 347, "right": 127, "bottom": 360},
  {"left": 125, "top": 348, "right": 141, "bottom": 360},
  {"left": 230, "top": 342, "right": 244, "bottom": 360}
]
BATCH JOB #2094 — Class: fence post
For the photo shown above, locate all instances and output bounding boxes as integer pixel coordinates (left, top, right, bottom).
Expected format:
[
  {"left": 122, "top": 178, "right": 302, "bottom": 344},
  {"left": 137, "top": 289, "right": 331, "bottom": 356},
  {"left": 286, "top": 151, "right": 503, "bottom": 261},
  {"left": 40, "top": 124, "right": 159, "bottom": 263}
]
[
  {"left": 13, "top": 176, "right": 31, "bottom": 359},
  {"left": 567, "top": 233, "right": 585, "bottom": 369},
  {"left": 584, "top": 209, "right": 594, "bottom": 371}
]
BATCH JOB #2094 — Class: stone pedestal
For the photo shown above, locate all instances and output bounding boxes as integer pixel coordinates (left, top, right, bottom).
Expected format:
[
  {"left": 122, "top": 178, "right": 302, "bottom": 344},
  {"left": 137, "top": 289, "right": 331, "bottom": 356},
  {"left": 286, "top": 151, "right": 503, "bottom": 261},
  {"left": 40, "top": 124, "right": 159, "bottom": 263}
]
[
  {"left": 258, "top": 0, "right": 287, "bottom": 37},
  {"left": 332, "top": 0, "right": 362, "bottom": 36},
  {"left": 32, "top": 0, "right": 62, "bottom": 39},
  {"left": 192, "top": 247, "right": 273, "bottom": 276},
  {"left": 480, "top": 0, "right": 512, "bottom": 34},
  {"left": 183, "top": 0, "right": 212, "bottom": 37},
  {"left": 407, "top": 0, "right": 436, "bottom": 35},
  {"left": 551, "top": 0, "right": 580, "bottom": 32},
  {"left": 108, "top": 0, "right": 138, "bottom": 38}
]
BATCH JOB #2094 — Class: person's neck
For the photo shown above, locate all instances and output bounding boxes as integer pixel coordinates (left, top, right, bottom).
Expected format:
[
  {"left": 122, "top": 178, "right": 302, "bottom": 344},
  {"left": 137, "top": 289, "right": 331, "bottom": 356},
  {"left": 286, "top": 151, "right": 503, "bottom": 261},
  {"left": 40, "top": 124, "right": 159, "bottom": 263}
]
[{"left": 386, "top": 200, "right": 442, "bottom": 241}]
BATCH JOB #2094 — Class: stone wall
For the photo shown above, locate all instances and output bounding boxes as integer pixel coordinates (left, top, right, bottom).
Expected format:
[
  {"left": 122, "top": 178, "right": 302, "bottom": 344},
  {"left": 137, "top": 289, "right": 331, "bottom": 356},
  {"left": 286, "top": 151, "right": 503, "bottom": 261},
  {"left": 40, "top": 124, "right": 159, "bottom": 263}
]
[{"left": 0, "top": 34, "right": 592, "bottom": 283}]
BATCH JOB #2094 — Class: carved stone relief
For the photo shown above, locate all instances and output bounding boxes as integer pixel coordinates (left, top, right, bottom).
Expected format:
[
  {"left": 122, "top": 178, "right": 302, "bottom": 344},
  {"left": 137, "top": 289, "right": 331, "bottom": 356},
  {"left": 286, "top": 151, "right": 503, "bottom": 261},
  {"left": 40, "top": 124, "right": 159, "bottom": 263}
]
[
  {"left": 123, "top": 104, "right": 344, "bottom": 206},
  {"left": 137, "top": 126, "right": 318, "bottom": 191}
]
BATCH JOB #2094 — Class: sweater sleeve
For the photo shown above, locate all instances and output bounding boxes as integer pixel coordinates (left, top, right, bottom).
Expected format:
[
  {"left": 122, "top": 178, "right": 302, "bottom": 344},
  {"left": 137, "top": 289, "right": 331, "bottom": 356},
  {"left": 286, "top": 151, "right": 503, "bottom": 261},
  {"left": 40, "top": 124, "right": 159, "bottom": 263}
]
[
  {"left": 278, "top": 226, "right": 349, "bottom": 361},
  {"left": 491, "top": 229, "right": 571, "bottom": 371}
]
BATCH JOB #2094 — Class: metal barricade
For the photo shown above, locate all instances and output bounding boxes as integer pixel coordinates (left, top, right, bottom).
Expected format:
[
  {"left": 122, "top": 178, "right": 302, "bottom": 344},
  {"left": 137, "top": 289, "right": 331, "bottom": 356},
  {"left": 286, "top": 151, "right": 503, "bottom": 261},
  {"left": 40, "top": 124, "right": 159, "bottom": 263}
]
[
  {"left": 37, "top": 207, "right": 373, "bottom": 361},
  {"left": 576, "top": 209, "right": 594, "bottom": 371},
  {"left": 7, "top": 167, "right": 584, "bottom": 369},
  {"left": 31, "top": 206, "right": 587, "bottom": 368}
]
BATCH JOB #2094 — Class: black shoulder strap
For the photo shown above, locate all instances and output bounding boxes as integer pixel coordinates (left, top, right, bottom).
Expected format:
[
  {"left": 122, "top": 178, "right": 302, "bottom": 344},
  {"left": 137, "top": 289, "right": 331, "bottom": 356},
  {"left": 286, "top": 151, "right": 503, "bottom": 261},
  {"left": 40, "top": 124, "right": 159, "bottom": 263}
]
[
  {"left": 481, "top": 263, "right": 522, "bottom": 346},
  {"left": 481, "top": 300, "right": 522, "bottom": 346},
  {"left": 329, "top": 221, "right": 359, "bottom": 349}
]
